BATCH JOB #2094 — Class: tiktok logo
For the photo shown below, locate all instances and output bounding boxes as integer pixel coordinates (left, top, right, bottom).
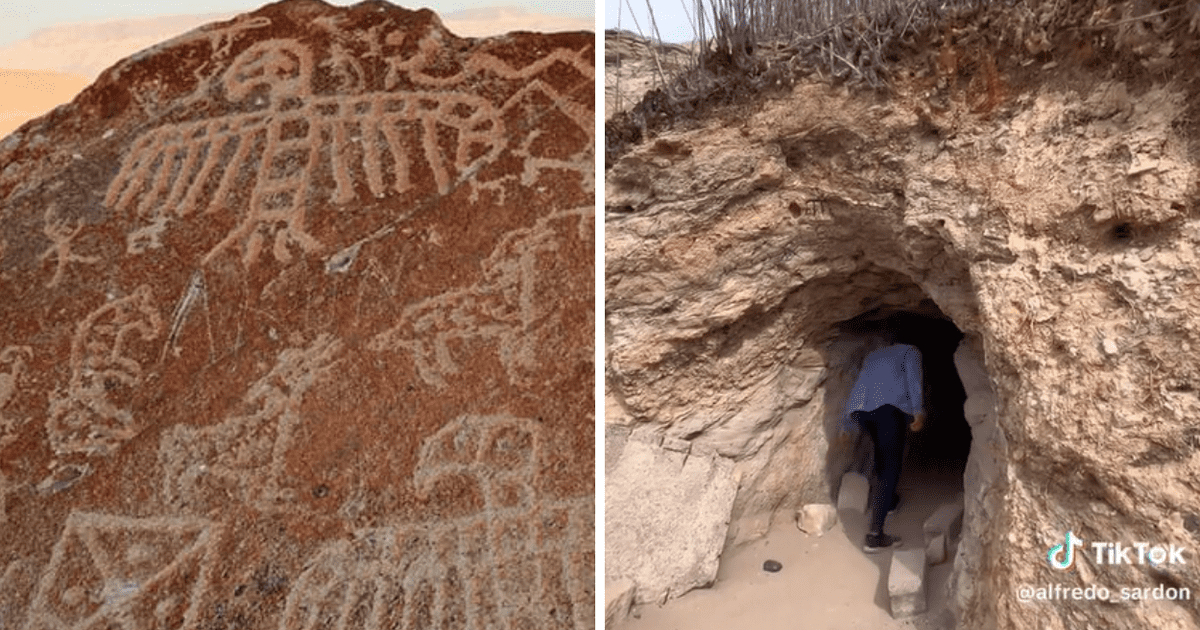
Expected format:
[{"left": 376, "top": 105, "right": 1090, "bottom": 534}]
[{"left": 1048, "top": 531, "right": 1083, "bottom": 570}]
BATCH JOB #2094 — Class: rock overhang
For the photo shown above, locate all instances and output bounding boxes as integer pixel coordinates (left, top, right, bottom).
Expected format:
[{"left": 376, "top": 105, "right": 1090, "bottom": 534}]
[{"left": 605, "top": 17, "right": 1200, "bottom": 625}]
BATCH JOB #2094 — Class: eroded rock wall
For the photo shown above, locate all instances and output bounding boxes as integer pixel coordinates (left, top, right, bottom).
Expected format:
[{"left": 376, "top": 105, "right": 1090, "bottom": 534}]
[{"left": 605, "top": 59, "right": 1200, "bottom": 630}]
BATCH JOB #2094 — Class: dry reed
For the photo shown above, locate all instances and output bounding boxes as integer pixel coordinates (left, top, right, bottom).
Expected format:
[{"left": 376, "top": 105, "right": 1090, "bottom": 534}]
[{"left": 606, "top": 0, "right": 1200, "bottom": 169}]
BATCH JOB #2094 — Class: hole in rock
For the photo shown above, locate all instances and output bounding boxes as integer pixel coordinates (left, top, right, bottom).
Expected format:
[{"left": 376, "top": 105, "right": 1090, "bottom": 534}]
[{"left": 1110, "top": 221, "right": 1134, "bottom": 241}]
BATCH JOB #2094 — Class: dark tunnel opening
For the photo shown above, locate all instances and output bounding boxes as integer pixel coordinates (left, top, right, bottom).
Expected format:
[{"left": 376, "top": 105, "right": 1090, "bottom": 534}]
[{"left": 888, "top": 311, "right": 971, "bottom": 475}]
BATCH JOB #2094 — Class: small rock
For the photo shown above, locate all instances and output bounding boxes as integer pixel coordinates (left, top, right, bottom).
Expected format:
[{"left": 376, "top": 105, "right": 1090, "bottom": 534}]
[
  {"left": 605, "top": 579, "right": 636, "bottom": 628},
  {"left": 762, "top": 559, "right": 782, "bottom": 572},
  {"left": 923, "top": 494, "right": 965, "bottom": 544},
  {"left": 795, "top": 503, "right": 838, "bottom": 536},
  {"left": 1091, "top": 205, "right": 1115, "bottom": 224}
]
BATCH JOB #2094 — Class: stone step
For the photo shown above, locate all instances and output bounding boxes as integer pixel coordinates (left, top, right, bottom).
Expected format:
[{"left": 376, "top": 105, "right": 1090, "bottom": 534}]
[
  {"left": 836, "top": 471, "right": 869, "bottom": 514},
  {"left": 923, "top": 493, "right": 965, "bottom": 544},
  {"left": 926, "top": 533, "right": 948, "bottom": 565},
  {"left": 888, "top": 548, "right": 927, "bottom": 618}
]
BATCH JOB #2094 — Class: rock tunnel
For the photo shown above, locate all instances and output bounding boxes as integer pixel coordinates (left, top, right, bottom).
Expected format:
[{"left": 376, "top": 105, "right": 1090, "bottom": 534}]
[
  {"left": 602, "top": 101, "right": 1019, "bottom": 617},
  {"left": 605, "top": 239, "right": 1009, "bottom": 621},
  {"left": 606, "top": 3, "right": 1200, "bottom": 626}
]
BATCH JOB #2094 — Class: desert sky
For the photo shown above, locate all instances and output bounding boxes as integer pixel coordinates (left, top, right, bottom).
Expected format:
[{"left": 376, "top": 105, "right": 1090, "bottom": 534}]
[
  {"left": 0, "top": 0, "right": 593, "bottom": 139},
  {"left": 605, "top": 0, "right": 697, "bottom": 43}
]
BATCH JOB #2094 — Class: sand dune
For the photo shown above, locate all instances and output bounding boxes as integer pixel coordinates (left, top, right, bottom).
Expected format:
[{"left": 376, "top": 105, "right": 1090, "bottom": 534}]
[
  {"left": 444, "top": 7, "right": 592, "bottom": 37},
  {"left": 0, "top": 13, "right": 237, "bottom": 78},
  {"left": 0, "top": 7, "right": 592, "bottom": 140}
]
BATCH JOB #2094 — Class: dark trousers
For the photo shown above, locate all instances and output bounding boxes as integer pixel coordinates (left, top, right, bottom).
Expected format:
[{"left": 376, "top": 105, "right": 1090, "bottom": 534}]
[{"left": 853, "top": 404, "right": 908, "bottom": 533}]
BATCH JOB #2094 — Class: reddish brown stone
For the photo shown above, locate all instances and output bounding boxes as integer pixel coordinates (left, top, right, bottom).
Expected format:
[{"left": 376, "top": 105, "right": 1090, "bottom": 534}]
[{"left": 0, "top": 1, "right": 594, "bottom": 628}]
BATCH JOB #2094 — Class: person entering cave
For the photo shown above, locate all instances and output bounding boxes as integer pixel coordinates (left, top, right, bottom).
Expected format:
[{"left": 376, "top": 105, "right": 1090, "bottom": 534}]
[{"left": 844, "top": 329, "right": 926, "bottom": 553}]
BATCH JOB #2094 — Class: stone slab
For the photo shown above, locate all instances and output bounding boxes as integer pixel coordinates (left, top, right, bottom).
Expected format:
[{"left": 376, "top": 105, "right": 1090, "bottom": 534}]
[
  {"left": 924, "top": 493, "right": 966, "bottom": 543},
  {"left": 605, "top": 579, "right": 636, "bottom": 628},
  {"left": 837, "top": 471, "right": 870, "bottom": 514},
  {"left": 927, "top": 533, "right": 947, "bottom": 565},
  {"left": 0, "top": 5, "right": 595, "bottom": 630},
  {"left": 605, "top": 439, "right": 739, "bottom": 604},
  {"left": 888, "top": 548, "right": 928, "bottom": 618}
]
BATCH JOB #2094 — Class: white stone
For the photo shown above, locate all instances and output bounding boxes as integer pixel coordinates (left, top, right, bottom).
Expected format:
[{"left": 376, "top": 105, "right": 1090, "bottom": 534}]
[
  {"left": 888, "top": 548, "right": 927, "bottom": 618},
  {"left": 927, "top": 533, "right": 947, "bottom": 565},
  {"left": 605, "top": 439, "right": 738, "bottom": 604},
  {"left": 795, "top": 503, "right": 838, "bottom": 536},
  {"left": 924, "top": 494, "right": 965, "bottom": 543}
]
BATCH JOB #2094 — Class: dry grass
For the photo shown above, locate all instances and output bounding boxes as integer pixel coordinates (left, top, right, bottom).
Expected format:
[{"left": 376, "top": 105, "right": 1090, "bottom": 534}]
[{"left": 606, "top": 0, "right": 1200, "bottom": 168}]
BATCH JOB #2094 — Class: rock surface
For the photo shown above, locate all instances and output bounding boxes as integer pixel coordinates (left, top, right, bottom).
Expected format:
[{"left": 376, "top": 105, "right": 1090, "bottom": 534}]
[
  {"left": 605, "top": 8, "right": 1200, "bottom": 628},
  {"left": 0, "top": 2, "right": 595, "bottom": 628},
  {"left": 603, "top": 30, "right": 691, "bottom": 120}
]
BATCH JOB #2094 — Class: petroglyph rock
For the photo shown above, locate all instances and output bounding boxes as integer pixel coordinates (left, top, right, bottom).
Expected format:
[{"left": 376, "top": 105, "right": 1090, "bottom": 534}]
[{"left": 0, "top": 2, "right": 594, "bottom": 628}]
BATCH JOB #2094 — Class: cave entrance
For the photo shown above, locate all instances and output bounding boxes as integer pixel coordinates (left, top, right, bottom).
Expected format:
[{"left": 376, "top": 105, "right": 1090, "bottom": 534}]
[
  {"left": 822, "top": 298, "right": 980, "bottom": 620},
  {"left": 829, "top": 300, "right": 972, "bottom": 484}
]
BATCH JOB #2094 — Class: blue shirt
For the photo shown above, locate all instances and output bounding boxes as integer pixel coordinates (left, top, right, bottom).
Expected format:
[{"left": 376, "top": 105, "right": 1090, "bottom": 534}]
[{"left": 844, "top": 344, "right": 924, "bottom": 424}]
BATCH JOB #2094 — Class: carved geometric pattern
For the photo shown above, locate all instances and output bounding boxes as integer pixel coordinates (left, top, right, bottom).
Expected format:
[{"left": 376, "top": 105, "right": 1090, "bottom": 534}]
[{"left": 22, "top": 512, "right": 223, "bottom": 630}]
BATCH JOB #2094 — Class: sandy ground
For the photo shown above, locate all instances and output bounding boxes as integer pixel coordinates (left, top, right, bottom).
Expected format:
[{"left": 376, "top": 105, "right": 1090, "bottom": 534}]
[{"left": 620, "top": 461, "right": 964, "bottom": 630}]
